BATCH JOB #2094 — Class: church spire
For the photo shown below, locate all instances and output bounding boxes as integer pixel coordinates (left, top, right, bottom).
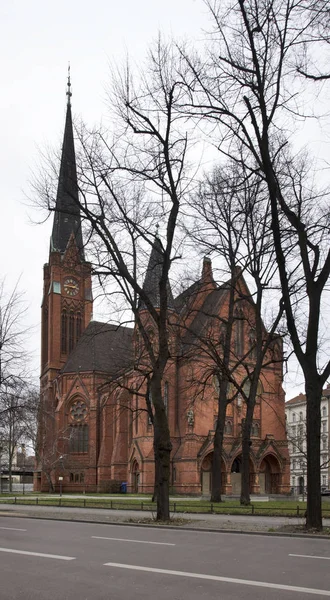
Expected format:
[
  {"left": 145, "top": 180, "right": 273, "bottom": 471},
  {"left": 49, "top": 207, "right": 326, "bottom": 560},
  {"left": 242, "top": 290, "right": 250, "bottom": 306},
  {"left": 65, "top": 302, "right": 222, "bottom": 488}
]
[{"left": 50, "top": 71, "right": 84, "bottom": 259}]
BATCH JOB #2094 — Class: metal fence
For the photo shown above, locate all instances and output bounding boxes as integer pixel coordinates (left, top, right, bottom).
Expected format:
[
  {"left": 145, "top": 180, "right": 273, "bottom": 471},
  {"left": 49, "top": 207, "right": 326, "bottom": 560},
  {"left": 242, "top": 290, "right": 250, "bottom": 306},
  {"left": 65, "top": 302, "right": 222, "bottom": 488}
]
[{"left": 0, "top": 496, "right": 329, "bottom": 517}]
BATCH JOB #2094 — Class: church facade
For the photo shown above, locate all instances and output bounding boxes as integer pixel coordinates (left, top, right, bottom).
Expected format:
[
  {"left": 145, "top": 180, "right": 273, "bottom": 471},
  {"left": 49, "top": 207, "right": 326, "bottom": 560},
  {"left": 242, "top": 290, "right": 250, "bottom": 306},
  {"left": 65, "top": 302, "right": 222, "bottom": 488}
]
[{"left": 34, "top": 89, "right": 290, "bottom": 496}]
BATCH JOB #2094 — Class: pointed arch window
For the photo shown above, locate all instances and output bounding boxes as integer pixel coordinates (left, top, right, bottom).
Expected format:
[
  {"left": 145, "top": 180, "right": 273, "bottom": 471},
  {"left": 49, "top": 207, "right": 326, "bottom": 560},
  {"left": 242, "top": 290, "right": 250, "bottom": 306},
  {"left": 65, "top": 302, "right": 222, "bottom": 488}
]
[
  {"left": 69, "top": 424, "right": 89, "bottom": 453},
  {"left": 68, "top": 311, "right": 75, "bottom": 353},
  {"left": 225, "top": 420, "right": 233, "bottom": 435},
  {"left": 61, "top": 309, "right": 68, "bottom": 353},
  {"left": 249, "top": 328, "right": 257, "bottom": 360},
  {"left": 164, "top": 381, "right": 169, "bottom": 416},
  {"left": 234, "top": 308, "right": 244, "bottom": 357},
  {"left": 76, "top": 311, "right": 82, "bottom": 341},
  {"left": 251, "top": 422, "right": 260, "bottom": 437}
]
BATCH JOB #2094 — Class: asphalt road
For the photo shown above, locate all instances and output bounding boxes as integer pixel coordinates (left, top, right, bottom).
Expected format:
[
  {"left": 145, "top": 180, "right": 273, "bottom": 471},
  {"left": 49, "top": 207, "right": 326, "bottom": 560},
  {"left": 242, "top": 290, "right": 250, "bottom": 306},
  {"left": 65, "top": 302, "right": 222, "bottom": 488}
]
[{"left": 0, "top": 515, "right": 330, "bottom": 600}]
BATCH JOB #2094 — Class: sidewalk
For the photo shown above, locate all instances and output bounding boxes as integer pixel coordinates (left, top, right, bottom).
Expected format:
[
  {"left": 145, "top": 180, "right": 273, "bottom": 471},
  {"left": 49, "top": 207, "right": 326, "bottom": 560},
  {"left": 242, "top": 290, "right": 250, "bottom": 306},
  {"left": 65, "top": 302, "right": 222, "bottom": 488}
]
[{"left": 1, "top": 502, "right": 330, "bottom": 535}]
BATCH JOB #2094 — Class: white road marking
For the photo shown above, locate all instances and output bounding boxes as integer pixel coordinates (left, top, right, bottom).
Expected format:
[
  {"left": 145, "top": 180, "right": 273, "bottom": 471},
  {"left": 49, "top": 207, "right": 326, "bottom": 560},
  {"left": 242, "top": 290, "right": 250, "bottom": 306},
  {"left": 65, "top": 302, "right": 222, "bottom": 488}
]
[
  {"left": 0, "top": 547, "right": 75, "bottom": 561},
  {"left": 92, "top": 536, "right": 175, "bottom": 546},
  {"left": 289, "top": 554, "right": 330, "bottom": 561},
  {"left": 103, "top": 562, "right": 330, "bottom": 596},
  {"left": 0, "top": 527, "right": 26, "bottom": 532}
]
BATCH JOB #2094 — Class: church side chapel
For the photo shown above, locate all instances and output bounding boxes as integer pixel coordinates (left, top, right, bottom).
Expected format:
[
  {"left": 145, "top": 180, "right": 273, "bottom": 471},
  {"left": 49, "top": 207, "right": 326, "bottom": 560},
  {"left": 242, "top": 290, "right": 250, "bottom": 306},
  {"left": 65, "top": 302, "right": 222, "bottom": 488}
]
[{"left": 34, "top": 85, "right": 290, "bottom": 496}]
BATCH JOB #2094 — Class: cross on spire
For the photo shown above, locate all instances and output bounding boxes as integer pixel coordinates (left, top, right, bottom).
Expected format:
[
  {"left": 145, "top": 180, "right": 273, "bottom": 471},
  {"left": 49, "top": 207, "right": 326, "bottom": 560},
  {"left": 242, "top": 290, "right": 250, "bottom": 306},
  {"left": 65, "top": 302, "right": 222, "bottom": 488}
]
[{"left": 66, "top": 63, "right": 72, "bottom": 106}]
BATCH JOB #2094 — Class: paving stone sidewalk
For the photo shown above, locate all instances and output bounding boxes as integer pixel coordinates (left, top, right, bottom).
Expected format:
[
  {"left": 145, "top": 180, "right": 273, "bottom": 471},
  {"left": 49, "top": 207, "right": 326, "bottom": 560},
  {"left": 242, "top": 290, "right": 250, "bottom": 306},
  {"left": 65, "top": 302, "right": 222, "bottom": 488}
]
[{"left": 1, "top": 503, "right": 330, "bottom": 535}]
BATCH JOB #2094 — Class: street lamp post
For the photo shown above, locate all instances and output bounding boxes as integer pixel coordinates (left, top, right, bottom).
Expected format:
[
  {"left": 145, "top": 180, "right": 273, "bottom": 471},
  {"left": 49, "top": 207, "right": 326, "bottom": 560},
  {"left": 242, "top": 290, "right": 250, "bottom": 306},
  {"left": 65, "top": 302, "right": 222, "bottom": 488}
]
[
  {"left": 0, "top": 445, "right": 2, "bottom": 495},
  {"left": 59, "top": 455, "right": 63, "bottom": 497},
  {"left": 21, "top": 444, "right": 26, "bottom": 495}
]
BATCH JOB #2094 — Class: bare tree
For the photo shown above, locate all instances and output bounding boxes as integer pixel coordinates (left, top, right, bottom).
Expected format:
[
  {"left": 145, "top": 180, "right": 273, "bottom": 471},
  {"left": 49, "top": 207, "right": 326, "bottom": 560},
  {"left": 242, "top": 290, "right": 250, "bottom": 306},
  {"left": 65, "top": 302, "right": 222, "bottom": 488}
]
[
  {"left": 0, "top": 280, "right": 30, "bottom": 391},
  {"left": 0, "top": 383, "right": 38, "bottom": 492},
  {"left": 181, "top": 0, "right": 330, "bottom": 530},
  {"left": 34, "top": 41, "right": 192, "bottom": 520},
  {"left": 185, "top": 162, "right": 285, "bottom": 504}
]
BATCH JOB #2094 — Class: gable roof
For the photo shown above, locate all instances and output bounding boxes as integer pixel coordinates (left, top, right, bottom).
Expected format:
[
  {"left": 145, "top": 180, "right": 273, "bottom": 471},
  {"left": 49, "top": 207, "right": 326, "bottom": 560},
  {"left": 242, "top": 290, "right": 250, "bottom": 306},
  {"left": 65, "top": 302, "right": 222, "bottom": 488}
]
[
  {"left": 61, "top": 320, "right": 134, "bottom": 376},
  {"left": 139, "top": 236, "right": 175, "bottom": 311},
  {"left": 286, "top": 385, "right": 330, "bottom": 406},
  {"left": 180, "top": 283, "right": 229, "bottom": 353}
]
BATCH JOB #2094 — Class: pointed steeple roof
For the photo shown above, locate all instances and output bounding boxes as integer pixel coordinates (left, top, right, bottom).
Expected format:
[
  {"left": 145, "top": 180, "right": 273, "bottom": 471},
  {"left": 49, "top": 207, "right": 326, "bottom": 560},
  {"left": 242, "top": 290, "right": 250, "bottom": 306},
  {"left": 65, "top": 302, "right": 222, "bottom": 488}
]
[
  {"left": 140, "top": 235, "right": 175, "bottom": 310},
  {"left": 50, "top": 72, "right": 84, "bottom": 260}
]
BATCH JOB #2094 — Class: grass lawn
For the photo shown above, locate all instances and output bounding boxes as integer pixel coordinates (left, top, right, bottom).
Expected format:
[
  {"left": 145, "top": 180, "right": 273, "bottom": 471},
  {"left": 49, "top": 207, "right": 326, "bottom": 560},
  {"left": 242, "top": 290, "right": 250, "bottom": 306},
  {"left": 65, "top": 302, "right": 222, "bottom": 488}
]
[{"left": 0, "top": 494, "right": 329, "bottom": 517}]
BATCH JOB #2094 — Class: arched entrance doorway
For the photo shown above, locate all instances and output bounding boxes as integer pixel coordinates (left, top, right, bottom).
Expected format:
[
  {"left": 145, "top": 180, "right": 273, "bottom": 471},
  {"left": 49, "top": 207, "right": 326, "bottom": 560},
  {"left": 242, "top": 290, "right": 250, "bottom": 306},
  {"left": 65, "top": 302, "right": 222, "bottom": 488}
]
[
  {"left": 259, "top": 454, "right": 281, "bottom": 494},
  {"left": 230, "top": 455, "right": 255, "bottom": 495},
  {"left": 298, "top": 476, "right": 304, "bottom": 495},
  {"left": 201, "top": 453, "right": 225, "bottom": 495},
  {"left": 132, "top": 460, "right": 140, "bottom": 493}
]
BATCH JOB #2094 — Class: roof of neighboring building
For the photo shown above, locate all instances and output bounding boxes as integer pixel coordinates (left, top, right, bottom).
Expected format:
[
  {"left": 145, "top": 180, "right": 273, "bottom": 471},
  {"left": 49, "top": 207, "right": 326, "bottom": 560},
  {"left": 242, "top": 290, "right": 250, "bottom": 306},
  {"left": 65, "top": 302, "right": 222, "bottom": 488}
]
[
  {"left": 285, "top": 385, "right": 330, "bottom": 406},
  {"left": 62, "top": 320, "right": 134, "bottom": 376}
]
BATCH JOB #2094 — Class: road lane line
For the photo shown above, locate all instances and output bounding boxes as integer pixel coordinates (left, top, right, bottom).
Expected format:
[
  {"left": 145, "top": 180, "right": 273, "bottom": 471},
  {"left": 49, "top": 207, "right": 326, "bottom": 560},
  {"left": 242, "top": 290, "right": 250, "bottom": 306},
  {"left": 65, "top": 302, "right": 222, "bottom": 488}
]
[
  {"left": 289, "top": 554, "right": 330, "bottom": 561},
  {"left": 92, "top": 536, "right": 175, "bottom": 546},
  {"left": 0, "top": 527, "right": 27, "bottom": 531},
  {"left": 0, "top": 547, "right": 75, "bottom": 560},
  {"left": 103, "top": 562, "right": 330, "bottom": 596}
]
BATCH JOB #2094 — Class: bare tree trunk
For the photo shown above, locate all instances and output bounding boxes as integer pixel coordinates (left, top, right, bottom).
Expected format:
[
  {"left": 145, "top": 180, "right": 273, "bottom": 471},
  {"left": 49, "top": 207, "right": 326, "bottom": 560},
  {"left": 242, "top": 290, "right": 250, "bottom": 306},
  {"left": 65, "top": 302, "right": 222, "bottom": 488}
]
[
  {"left": 240, "top": 407, "right": 253, "bottom": 505},
  {"left": 151, "top": 376, "right": 171, "bottom": 520},
  {"left": 305, "top": 377, "right": 322, "bottom": 530},
  {"left": 211, "top": 387, "right": 227, "bottom": 503},
  {"left": 152, "top": 458, "right": 159, "bottom": 503}
]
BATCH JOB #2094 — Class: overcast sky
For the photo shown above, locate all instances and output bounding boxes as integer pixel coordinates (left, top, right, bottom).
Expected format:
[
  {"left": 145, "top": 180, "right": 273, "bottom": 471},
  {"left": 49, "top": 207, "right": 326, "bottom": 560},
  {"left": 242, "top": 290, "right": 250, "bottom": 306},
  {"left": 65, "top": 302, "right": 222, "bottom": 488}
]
[{"left": 0, "top": 0, "right": 322, "bottom": 397}]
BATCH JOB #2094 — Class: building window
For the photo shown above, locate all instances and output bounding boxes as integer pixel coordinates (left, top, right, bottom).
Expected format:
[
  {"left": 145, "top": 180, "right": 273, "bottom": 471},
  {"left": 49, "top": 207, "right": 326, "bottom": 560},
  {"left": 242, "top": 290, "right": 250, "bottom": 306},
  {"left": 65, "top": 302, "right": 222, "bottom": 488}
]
[
  {"left": 322, "top": 437, "right": 327, "bottom": 450},
  {"left": 70, "top": 399, "right": 88, "bottom": 422},
  {"left": 293, "top": 459, "right": 296, "bottom": 470},
  {"left": 76, "top": 311, "right": 82, "bottom": 341},
  {"left": 225, "top": 420, "right": 233, "bottom": 435},
  {"left": 164, "top": 382, "right": 168, "bottom": 416},
  {"left": 299, "top": 411, "right": 303, "bottom": 421},
  {"left": 68, "top": 311, "right": 75, "bottom": 353},
  {"left": 234, "top": 309, "right": 244, "bottom": 357},
  {"left": 219, "top": 323, "right": 226, "bottom": 349},
  {"left": 70, "top": 471, "right": 85, "bottom": 483},
  {"left": 322, "top": 406, "right": 327, "bottom": 418},
  {"left": 249, "top": 328, "right": 257, "bottom": 360},
  {"left": 251, "top": 422, "right": 259, "bottom": 437},
  {"left": 322, "top": 421, "right": 327, "bottom": 433},
  {"left": 292, "top": 413, "right": 296, "bottom": 422},
  {"left": 69, "top": 424, "right": 89, "bottom": 453},
  {"left": 61, "top": 310, "right": 67, "bottom": 353}
]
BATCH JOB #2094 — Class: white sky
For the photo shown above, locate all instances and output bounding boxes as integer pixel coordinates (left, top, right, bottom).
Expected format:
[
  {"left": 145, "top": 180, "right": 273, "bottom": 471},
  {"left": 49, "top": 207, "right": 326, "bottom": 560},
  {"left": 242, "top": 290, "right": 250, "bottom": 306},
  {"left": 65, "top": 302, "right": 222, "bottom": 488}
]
[{"left": 0, "top": 0, "right": 321, "bottom": 397}]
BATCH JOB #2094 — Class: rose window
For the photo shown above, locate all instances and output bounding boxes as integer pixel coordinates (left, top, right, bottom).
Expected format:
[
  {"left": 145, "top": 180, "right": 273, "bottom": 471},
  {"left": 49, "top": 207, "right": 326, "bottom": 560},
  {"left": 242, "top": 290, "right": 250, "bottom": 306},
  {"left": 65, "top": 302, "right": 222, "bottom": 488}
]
[{"left": 70, "top": 400, "right": 88, "bottom": 422}]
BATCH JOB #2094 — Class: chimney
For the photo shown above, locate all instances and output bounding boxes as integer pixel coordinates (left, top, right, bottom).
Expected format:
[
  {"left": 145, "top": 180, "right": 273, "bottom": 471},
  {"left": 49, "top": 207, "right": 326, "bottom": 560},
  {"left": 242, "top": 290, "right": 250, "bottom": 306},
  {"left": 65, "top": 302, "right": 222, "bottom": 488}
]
[{"left": 201, "top": 257, "right": 213, "bottom": 283}]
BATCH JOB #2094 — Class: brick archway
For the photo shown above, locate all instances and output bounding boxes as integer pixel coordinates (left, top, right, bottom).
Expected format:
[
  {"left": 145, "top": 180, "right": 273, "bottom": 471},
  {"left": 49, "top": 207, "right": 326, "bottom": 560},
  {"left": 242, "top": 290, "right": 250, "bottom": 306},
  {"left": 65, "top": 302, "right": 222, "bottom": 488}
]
[
  {"left": 259, "top": 454, "right": 281, "bottom": 494},
  {"left": 230, "top": 454, "right": 256, "bottom": 495},
  {"left": 200, "top": 452, "right": 226, "bottom": 495}
]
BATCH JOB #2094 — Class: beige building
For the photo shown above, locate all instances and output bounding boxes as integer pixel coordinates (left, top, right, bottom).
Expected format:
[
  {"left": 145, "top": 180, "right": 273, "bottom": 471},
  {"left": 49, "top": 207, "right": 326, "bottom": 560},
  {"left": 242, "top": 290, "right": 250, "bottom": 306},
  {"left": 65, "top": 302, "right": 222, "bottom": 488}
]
[{"left": 285, "top": 385, "right": 330, "bottom": 494}]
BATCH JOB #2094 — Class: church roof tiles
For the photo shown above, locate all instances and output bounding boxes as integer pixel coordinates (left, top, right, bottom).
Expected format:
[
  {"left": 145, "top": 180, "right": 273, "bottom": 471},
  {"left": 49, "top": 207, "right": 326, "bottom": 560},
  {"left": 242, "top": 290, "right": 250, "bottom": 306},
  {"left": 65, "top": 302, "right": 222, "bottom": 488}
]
[{"left": 61, "top": 320, "right": 134, "bottom": 376}]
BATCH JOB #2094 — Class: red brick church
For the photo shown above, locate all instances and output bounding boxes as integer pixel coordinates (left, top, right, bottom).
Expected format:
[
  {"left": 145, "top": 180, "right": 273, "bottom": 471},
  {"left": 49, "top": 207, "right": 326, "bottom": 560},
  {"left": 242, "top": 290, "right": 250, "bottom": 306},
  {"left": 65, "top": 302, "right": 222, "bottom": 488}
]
[{"left": 34, "top": 88, "right": 290, "bottom": 496}]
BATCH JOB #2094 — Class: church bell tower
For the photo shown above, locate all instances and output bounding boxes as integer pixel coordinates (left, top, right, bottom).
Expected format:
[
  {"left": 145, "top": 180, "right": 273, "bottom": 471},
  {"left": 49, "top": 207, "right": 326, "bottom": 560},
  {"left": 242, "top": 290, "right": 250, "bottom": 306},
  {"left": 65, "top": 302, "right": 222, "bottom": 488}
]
[{"left": 40, "top": 73, "right": 92, "bottom": 384}]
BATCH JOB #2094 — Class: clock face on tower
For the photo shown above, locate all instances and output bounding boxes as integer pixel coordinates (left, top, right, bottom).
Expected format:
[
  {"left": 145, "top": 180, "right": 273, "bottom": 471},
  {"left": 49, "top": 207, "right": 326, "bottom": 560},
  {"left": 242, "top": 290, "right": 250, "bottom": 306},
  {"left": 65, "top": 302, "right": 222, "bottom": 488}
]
[{"left": 63, "top": 277, "right": 79, "bottom": 296}]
